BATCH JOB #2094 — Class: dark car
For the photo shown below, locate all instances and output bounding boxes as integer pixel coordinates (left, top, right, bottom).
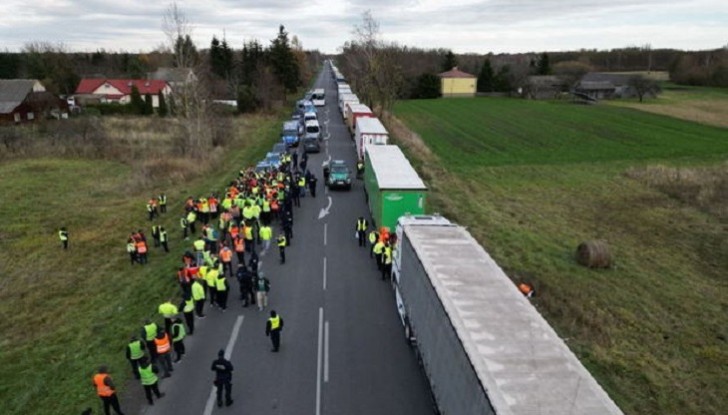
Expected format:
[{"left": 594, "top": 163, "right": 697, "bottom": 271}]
[
  {"left": 302, "top": 137, "right": 320, "bottom": 153},
  {"left": 326, "top": 160, "right": 352, "bottom": 190}
]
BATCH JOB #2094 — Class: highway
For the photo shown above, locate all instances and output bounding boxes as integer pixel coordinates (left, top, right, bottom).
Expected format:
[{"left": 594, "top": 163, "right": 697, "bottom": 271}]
[{"left": 127, "top": 68, "right": 434, "bottom": 415}]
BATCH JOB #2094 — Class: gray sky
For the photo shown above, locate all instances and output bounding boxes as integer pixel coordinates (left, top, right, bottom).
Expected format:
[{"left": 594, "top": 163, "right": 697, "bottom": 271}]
[{"left": 1, "top": 0, "right": 726, "bottom": 53}]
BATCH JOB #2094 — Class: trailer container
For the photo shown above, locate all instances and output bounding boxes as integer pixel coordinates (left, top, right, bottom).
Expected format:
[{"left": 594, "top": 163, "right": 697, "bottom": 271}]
[
  {"left": 364, "top": 145, "right": 426, "bottom": 230},
  {"left": 392, "top": 215, "right": 625, "bottom": 415},
  {"left": 345, "top": 102, "right": 373, "bottom": 136},
  {"left": 354, "top": 117, "right": 388, "bottom": 160},
  {"left": 338, "top": 93, "right": 359, "bottom": 115}
]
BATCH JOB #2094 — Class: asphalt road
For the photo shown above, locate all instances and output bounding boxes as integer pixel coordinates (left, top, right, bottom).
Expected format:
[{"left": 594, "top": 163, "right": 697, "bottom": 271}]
[{"left": 132, "top": 68, "right": 434, "bottom": 415}]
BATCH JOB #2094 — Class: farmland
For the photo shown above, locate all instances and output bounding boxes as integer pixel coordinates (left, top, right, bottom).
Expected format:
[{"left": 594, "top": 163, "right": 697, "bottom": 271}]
[
  {"left": 391, "top": 97, "right": 728, "bottom": 415},
  {"left": 0, "top": 115, "right": 280, "bottom": 415}
]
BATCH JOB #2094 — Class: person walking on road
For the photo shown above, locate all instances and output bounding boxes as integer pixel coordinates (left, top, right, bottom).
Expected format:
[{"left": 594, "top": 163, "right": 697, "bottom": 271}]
[
  {"left": 373, "top": 239, "right": 385, "bottom": 271},
  {"left": 59, "top": 227, "right": 69, "bottom": 249},
  {"left": 211, "top": 350, "right": 234, "bottom": 407},
  {"left": 259, "top": 223, "right": 273, "bottom": 252},
  {"left": 236, "top": 265, "right": 253, "bottom": 307},
  {"left": 382, "top": 241, "right": 393, "bottom": 281},
  {"left": 154, "top": 328, "right": 173, "bottom": 378},
  {"left": 171, "top": 318, "right": 186, "bottom": 363},
  {"left": 368, "top": 229, "right": 379, "bottom": 258},
  {"left": 92, "top": 366, "right": 124, "bottom": 415},
  {"left": 308, "top": 173, "right": 317, "bottom": 198},
  {"left": 215, "top": 269, "right": 229, "bottom": 311},
  {"left": 125, "top": 335, "right": 146, "bottom": 379},
  {"left": 191, "top": 278, "right": 206, "bottom": 318},
  {"left": 266, "top": 310, "right": 284, "bottom": 352},
  {"left": 256, "top": 272, "right": 270, "bottom": 311},
  {"left": 277, "top": 234, "right": 287, "bottom": 264},
  {"left": 356, "top": 217, "right": 368, "bottom": 247},
  {"left": 137, "top": 356, "right": 165, "bottom": 405}
]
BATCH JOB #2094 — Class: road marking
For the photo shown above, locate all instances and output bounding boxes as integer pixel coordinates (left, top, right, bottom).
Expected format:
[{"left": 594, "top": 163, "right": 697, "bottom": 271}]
[
  {"left": 316, "top": 308, "right": 324, "bottom": 415},
  {"left": 324, "top": 321, "right": 330, "bottom": 383},
  {"left": 323, "top": 257, "right": 327, "bottom": 290},
  {"left": 318, "top": 196, "right": 332, "bottom": 220},
  {"left": 323, "top": 223, "right": 327, "bottom": 246},
  {"left": 202, "top": 315, "right": 245, "bottom": 415}
]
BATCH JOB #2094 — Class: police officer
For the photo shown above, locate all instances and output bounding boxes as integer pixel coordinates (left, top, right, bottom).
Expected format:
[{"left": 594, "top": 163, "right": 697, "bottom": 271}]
[
  {"left": 191, "top": 278, "right": 206, "bottom": 318},
  {"left": 211, "top": 350, "right": 234, "bottom": 407},
  {"left": 355, "top": 217, "right": 368, "bottom": 247},
  {"left": 308, "top": 173, "right": 317, "bottom": 197},
  {"left": 171, "top": 318, "right": 186, "bottom": 363},
  {"left": 277, "top": 234, "right": 287, "bottom": 264},
  {"left": 59, "top": 227, "right": 69, "bottom": 249},
  {"left": 266, "top": 310, "right": 284, "bottom": 352},
  {"left": 368, "top": 229, "right": 379, "bottom": 258},
  {"left": 137, "top": 356, "right": 165, "bottom": 405}
]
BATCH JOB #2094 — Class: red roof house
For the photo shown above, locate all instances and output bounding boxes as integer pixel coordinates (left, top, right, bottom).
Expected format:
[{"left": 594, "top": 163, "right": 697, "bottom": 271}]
[{"left": 74, "top": 79, "right": 171, "bottom": 107}]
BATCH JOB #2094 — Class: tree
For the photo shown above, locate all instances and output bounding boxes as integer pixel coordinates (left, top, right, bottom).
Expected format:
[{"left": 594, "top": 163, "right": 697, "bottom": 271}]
[
  {"left": 130, "top": 85, "right": 144, "bottom": 114},
  {"left": 144, "top": 93, "right": 154, "bottom": 115},
  {"left": 494, "top": 65, "right": 513, "bottom": 92},
  {"left": 210, "top": 35, "right": 223, "bottom": 76},
  {"left": 411, "top": 73, "right": 441, "bottom": 99},
  {"left": 537, "top": 52, "right": 551, "bottom": 75},
  {"left": 628, "top": 75, "right": 661, "bottom": 102},
  {"left": 240, "top": 40, "right": 264, "bottom": 87},
  {"left": 442, "top": 50, "right": 458, "bottom": 72},
  {"left": 269, "top": 25, "right": 300, "bottom": 94},
  {"left": 477, "top": 58, "right": 495, "bottom": 92},
  {"left": 236, "top": 85, "right": 257, "bottom": 113},
  {"left": 157, "top": 92, "right": 168, "bottom": 117}
]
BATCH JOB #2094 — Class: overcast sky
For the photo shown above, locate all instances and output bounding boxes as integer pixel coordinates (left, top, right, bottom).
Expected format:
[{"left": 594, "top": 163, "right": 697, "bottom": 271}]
[{"left": 1, "top": 0, "right": 726, "bottom": 54}]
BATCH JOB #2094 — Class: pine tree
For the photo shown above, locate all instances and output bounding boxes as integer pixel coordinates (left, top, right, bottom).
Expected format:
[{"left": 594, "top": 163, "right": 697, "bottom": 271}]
[
  {"left": 157, "top": 92, "right": 168, "bottom": 117},
  {"left": 220, "top": 38, "right": 234, "bottom": 78},
  {"left": 537, "top": 52, "right": 551, "bottom": 75},
  {"left": 269, "top": 25, "right": 300, "bottom": 93},
  {"left": 477, "top": 59, "right": 495, "bottom": 92},
  {"left": 210, "top": 35, "right": 223, "bottom": 77},
  {"left": 442, "top": 50, "right": 458, "bottom": 71},
  {"left": 240, "top": 40, "right": 264, "bottom": 87},
  {"left": 130, "top": 85, "right": 145, "bottom": 114},
  {"left": 144, "top": 93, "right": 153, "bottom": 115}
]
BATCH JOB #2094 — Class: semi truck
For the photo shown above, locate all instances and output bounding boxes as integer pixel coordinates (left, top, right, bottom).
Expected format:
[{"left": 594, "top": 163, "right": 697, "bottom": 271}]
[
  {"left": 364, "top": 145, "right": 426, "bottom": 231},
  {"left": 338, "top": 93, "right": 359, "bottom": 115},
  {"left": 392, "top": 215, "right": 626, "bottom": 415},
  {"left": 345, "top": 102, "right": 373, "bottom": 137},
  {"left": 354, "top": 117, "right": 388, "bottom": 160}
]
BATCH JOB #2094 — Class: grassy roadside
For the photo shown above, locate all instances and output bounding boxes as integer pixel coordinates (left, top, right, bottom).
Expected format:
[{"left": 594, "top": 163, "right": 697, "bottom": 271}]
[
  {"left": 0, "top": 114, "right": 281, "bottom": 415},
  {"left": 389, "top": 97, "right": 728, "bottom": 415}
]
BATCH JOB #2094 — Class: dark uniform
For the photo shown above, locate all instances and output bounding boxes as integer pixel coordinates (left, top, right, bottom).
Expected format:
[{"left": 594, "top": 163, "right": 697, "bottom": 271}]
[
  {"left": 211, "top": 350, "right": 234, "bottom": 407},
  {"left": 266, "top": 311, "right": 284, "bottom": 352},
  {"left": 356, "top": 217, "right": 367, "bottom": 247},
  {"left": 277, "top": 235, "right": 287, "bottom": 264}
]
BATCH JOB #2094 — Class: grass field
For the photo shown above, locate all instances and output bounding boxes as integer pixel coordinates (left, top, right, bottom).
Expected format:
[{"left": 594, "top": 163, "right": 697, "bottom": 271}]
[
  {"left": 0, "top": 114, "right": 281, "bottom": 415},
  {"left": 391, "top": 97, "right": 728, "bottom": 415}
]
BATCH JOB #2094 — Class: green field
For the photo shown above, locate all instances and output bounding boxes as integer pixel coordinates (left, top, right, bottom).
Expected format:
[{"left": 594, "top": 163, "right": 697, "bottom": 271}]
[
  {"left": 392, "top": 97, "right": 728, "bottom": 415},
  {"left": 0, "top": 115, "right": 280, "bottom": 415}
]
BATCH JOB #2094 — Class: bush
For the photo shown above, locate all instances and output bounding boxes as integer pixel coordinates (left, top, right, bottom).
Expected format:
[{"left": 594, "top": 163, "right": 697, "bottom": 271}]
[
  {"left": 84, "top": 104, "right": 134, "bottom": 116},
  {"left": 411, "top": 73, "right": 441, "bottom": 99}
]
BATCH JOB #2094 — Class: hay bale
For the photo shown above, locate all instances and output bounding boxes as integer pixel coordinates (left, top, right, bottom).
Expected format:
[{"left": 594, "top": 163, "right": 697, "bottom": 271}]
[{"left": 576, "top": 240, "right": 612, "bottom": 268}]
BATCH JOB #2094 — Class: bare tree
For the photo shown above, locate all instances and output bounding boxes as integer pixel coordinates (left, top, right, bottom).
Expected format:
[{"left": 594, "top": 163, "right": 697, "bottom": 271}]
[{"left": 628, "top": 75, "right": 661, "bottom": 103}]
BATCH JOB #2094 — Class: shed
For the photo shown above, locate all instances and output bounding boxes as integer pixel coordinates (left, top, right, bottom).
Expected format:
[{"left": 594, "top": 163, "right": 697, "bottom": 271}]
[
  {"left": 0, "top": 79, "right": 67, "bottom": 124},
  {"left": 438, "top": 67, "right": 476, "bottom": 98}
]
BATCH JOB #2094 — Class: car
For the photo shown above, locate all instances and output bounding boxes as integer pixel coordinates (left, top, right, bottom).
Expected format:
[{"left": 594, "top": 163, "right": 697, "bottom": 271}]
[
  {"left": 281, "top": 120, "right": 300, "bottom": 147},
  {"left": 302, "top": 137, "right": 320, "bottom": 153},
  {"left": 304, "top": 120, "right": 321, "bottom": 142},
  {"left": 271, "top": 142, "right": 287, "bottom": 155},
  {"left": 265, "top": 152, "right": 282, "bottom": 168},
  {"left": 303, "top": 111, "right": 317, "bottom": 124},
  {"left": 326, "top": 160, "right": 352, "bottom": 190},
  {"left": 296, "top": 99, "right": 316, "bottom": 115}
]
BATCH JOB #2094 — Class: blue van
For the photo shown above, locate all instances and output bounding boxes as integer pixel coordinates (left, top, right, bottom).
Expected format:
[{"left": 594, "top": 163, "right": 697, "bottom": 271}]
[{"left": 281, "top": 120, "right": 300, "bottom": 147}]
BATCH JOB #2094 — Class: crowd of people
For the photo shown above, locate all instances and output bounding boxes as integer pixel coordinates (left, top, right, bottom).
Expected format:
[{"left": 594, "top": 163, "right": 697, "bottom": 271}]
[{"left": 92, "top": 150, "right": 313, "bottom": 414}]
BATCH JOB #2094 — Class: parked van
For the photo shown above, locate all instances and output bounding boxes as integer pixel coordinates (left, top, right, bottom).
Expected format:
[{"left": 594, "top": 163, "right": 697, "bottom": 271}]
[
  {"left": 303, "top": 111, "right": 317, "bottom": 124},
  {"left": 312, "top": 88, "right": 325, "bottom": 107},
  {"left": 281, "top": 120, "right": 300, "bottom": 147},
  {"left": 304, "top": 120, "right": 322, "bottom": 142}
]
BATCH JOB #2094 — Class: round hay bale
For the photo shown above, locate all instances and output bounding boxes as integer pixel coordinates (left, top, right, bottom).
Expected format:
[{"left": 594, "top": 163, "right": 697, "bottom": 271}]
[{"left": 576, "top": 240, "right": 612, "bottom": 268}]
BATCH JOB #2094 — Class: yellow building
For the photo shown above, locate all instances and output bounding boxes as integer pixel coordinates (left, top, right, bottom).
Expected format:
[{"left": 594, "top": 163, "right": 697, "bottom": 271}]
[{"left": 439, "top": 67, "right": 476, "bottom": 97}]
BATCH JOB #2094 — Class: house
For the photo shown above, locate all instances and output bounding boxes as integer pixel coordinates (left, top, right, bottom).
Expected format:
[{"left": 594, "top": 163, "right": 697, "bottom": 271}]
[
  {"left": 0, "top": 79, "right": 69, "bottom": 124},
  {"left": 74, "top": 79, "right": 171, "bottom": 107},
  {"left": 522, "top": 75, "right": 567, "bottom": 99},
  {"left": 148, "top": 67, "right": 196, "bottom": 91},
  {"left": 574, "top": 73, "right": 636, "bottom": 101},
  {"left": 438, "top": 67, "right": 476, "bottom": 97}
]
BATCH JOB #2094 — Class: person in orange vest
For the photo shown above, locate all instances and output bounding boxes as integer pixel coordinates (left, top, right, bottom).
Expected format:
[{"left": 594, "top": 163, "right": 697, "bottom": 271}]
[
  {"left": 219, "top": 244, "right": 233, "bottom": 278},
  {"left": 92, "top": 365, "right": 124, "bottom": 415},
  {"left": 518, "top": 282, "right": 535, "bottom": 298},
  {"left": 136, "top": 239, "right": 148, "bottom": 265},
  {"left": 154, "top": 328, "right": 173, "bottom": 378},
  {"left": 233, "top": 234, "right": 245, "bottom": 265}
]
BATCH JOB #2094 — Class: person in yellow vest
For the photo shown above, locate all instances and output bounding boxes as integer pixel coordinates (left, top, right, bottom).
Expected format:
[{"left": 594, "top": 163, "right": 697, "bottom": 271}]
[
  {"left": 159, "top": 226, "right": 169, "bottom": 253},
  {"left": 373, "top": 239, "right": 385, "bottom": 271},
  {"left": 277, "top": 234, "right": 287, "bottom": 264},
  {"left": 157, "top": 193, "right": 167, "bottom": 213},
  {"left": 141, "top": 319, "right": 158, "bottom": 363},
  {"left": 205, "top": 265, "right": 220, "bottom": 308},
  {"left": 125, "top": 335, "right": 146, "bottom": 380},
  {"left": 158, "top": 299, "right": 178, "bottom": 335},
  {"left": 154, "top": 328, "right": 173, "bottom": 378},
  {"left": 191, "top": 278, "right": 207, "bottom": 318},
  {"left": 171, "top": 318, "right": 187, "bottom": 363},
  {"left": 355, "top": 216, "right": 368, "bottom": 247},
  {"left": 193, "top": 235, "right": 206, "bottom": 265},
  {"left": 242, "top": 221, "right": 255, "bottom": 254},
  {"left": 368, "top": 230, "right": 379, "bottom": 258},
  {"left": 259, "top": 224, "right": 273, "bottom": 252},
  {"left": 180, "top": 216, "right": 189, "bottom": 240},
  {"left": 59, "top": 226, "right": 69, "bottom": 249},
  {"left": 265, "top": 310, "right": 284, "bottom": 352},
  {"left": 382, "top": 241, "right": 393, "bottom": 281},
  {"left": 92, "top": 366, "right": 124, "bottom": 415},
  {"left": 126, "top": 238, "right": 137, "bottom": 265},
  {"left": 179, "top": 293, "right": 195, "bottom": 335},
  {"left": 216, "top": 269, "right": 229, "bottom": 311},
  {"left": 137, "top": 356, "right": 165, "bottom": 405}
]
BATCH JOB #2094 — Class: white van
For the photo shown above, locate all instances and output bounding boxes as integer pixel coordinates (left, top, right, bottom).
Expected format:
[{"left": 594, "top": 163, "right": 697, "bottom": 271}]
[
  {"left": 312, "top": 88, "right": 325, "bottom": 107},
  {"left": 305, "top": 120, "right": 322, "bottom": 141},
  {"left": 303, "top": 111, "right": 317, "bottom": 124}
]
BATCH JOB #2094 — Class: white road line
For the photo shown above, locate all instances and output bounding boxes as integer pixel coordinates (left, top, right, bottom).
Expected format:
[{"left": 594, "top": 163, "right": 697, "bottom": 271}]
[
  {"left": 323, "top": 257, "right": 327, "bottom": 290},
  {"left": 203, "top": 315, "right": 245, "bottom": 415},
  {"left": 324, "top": 321, "right": 330, "bottom": 383},
  {"left": 316, "top": 308, "right": 324, "bottom": 415},
  {"left": 323, "top": 223, "right": 328, "bottom": 246}
]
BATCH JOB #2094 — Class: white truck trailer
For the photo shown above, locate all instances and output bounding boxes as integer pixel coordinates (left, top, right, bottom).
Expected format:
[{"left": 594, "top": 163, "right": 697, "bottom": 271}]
[
  {"left": 392, "top": 215, "right": 625, "bottom": 415},
  {"left": 354, "top": 116, "right": 388, "bottom": 160}
]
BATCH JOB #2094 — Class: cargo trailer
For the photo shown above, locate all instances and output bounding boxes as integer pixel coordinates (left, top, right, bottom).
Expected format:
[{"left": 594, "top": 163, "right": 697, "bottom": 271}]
[
  {"left": 354, "top": 117, "right": 388, "bottom": 160},
  {"left": 345, "top": 102, "right": 373, "bottom": 136}
]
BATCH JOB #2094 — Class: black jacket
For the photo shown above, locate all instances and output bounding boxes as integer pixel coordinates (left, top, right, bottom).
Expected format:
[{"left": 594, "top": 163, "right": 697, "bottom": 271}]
[{"left": 211, "top": 357, "right": 234, "bottom": 382}]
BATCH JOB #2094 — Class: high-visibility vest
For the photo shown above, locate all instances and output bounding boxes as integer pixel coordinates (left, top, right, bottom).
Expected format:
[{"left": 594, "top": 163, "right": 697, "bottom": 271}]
[
  {"left": 357, "top": 219, "right": 367, "bottom": 231},
  {"left": 384, "top": 246, "right": 392, "bottom": 265},
  {"left": 136, "top": 241, "right": 147, "bottom": 254},
  {"left": 183, "top": 298, "right": 194, "bottom": 313},
  {"left": 158, "top": 194, "right": 167, "bottom": 205},
  {"left": 200, "top": 200, "right": 210, "bottom": 213},
  {"left": 215, "top": 274, "right": 227, "bottom": 291},
  {"left": 243, "top": 226, "right": 253, "bottom": 240},
  {"left": 93, "top": 373, "right": 114, "bottom": 397},
  {"left": 159, "top": 230, "right": 168, "bottom": 243},
  {"left": 138, "top": 364, "right": 158, "bottom": 386},
  {"left": 59, "top": 230, "right": 68, "bottom": 241},
  {"left": 154, "top": 334, "right": 171, "bottom": 354},
  {"left": 146, "top": 203, "right": 154, "bottom": 212},
  {"left": 373, "top": 242, "right": 385, "bottom": 255},
  {"left": 158, "top": 302, "right": 178, "bottom": 317},
  {"left": 298, "top": 178, "right": 306, "bottom": 187},
  {"left": 192, "top": 281, "right": 206, "bottom": 300},
  {"left": 220, "top": 248, "right": 232, "bottom": 263},
  {"left": 180, "top": 217, "right": 188, "bottom": 229},
  {"left": 259, "top": 226, "right": 272, "bottom": 241},
  {"left": 193, "top": 239, "right": 205, "bottom": 251},
  {"left": 152, "top": 225, "right": 159, "bottom": 235},
  {"left": 143, "top": 322, "right": 158, "bottom": 341},
  {"left": 243, "top": 206, "right": 254, "bottom": 220},
  {"left": 205, "top": 269, "right": 218, "bottom": 287},
  {"left": 277, "top": 236, "right": 286, "bottom": 247},
  {"left": 229, "top": 225, "right": 239, "bottom": 238},
  {"left": 126, "top": 242, "right": 136, "bottom": 253},
  {"left": 186, "top": 211, "right": 196, "bottom": 223},
  {"left": 172, "top": 322, "right": 186, "bottom": 342},
  {"left": 369, "top": 231, "right": 379, "bottom": 244},
  {"left": 127, "top": 340, "right": 144, "bottom": 360},
  {"left": 262, "top": 200, "right": 271, "bottom": 212},
  {"left": 234, "top": 238, "right": 244, "bottom": 253},
  {"left": 269, "top": 315, "right": 281, "bottom": 330}
]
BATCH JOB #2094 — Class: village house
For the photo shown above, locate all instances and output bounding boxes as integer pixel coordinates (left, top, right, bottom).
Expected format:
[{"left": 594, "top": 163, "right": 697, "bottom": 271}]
[
  {"left": 574, "top": 72, "right": 637, "bottom": 101},
  {"left": 0, "top": 79, "right": 69, "bottom": 124},
  {"left": 439, "top": 67, "right": 477, "bottom": 97},
  {"left": 74, "top": 79, "right": 171, "bottom": 107}
]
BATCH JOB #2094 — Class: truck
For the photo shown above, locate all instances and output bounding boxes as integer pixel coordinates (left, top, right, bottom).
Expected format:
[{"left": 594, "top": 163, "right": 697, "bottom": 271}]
[
  {"left": 354, "top": 117, "right": 388, "bottom": 160},
  {"left": 392, "top": 214, "right": 626, "bottom": 415},
  {"left": 281, "top": 120, "right": 300, "bottom": 147},
  {"left": 364, "top": 145, "right": 426, "bottom": 231},
  {"left": 345, "top": 102, "right": 373, "bottom": 137},
  {"left": 338, "top": 93, "right": 359, "bottom": 115}
]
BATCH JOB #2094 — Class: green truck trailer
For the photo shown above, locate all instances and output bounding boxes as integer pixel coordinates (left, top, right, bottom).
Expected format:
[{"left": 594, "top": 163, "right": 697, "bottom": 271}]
[{"left": 364, "top": 145, "right": 427, "bottom": 231}]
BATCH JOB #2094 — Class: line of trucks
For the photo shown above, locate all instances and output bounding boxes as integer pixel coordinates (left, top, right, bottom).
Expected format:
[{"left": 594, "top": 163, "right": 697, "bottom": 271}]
[{"left": 328, "top": 60, "right": 625, "bottom": 415}]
